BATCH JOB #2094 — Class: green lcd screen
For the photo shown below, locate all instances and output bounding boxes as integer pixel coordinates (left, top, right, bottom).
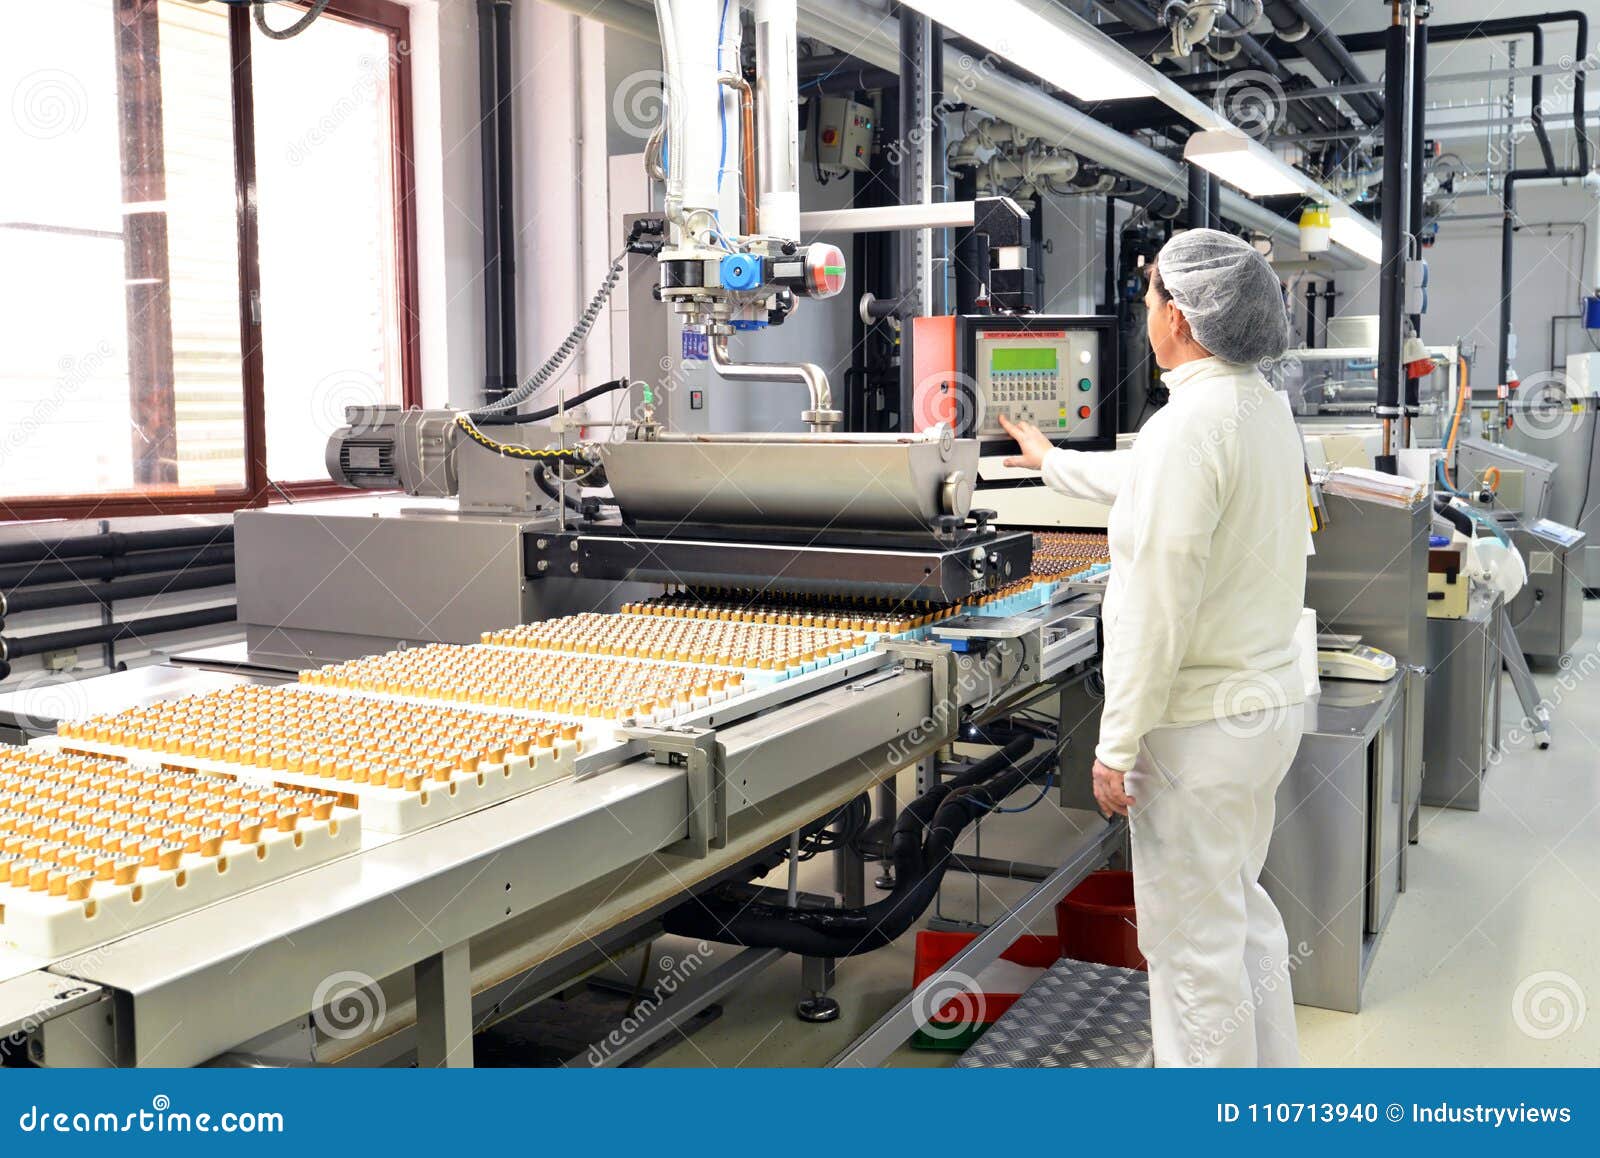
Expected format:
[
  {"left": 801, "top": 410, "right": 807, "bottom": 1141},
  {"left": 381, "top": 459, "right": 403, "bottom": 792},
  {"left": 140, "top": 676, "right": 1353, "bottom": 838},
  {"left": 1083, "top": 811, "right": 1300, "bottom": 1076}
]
[{"left": 990, "top": 346, "right": 1058, "bottom": 372}]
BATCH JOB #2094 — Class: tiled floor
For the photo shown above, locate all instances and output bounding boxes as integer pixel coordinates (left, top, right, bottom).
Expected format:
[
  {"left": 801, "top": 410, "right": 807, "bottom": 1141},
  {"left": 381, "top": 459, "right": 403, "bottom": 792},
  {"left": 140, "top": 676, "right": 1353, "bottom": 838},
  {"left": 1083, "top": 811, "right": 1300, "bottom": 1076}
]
[{"left": 645, "top": 616, "right": 1600, "bottom": 1067}]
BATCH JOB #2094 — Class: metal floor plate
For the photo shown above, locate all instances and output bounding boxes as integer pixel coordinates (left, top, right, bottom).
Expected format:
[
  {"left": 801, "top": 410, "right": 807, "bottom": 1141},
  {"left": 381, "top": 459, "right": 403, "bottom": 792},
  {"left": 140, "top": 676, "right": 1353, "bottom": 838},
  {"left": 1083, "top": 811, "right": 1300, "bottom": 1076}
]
[{"left": 958, "top": 957, "right": 1152, "bottom": 1068}]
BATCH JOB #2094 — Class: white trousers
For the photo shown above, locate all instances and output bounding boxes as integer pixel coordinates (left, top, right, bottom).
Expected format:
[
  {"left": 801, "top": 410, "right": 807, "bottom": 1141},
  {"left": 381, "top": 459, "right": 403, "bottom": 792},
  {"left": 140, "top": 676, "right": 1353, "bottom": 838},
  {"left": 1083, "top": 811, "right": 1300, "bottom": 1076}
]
[{"left": 1125, "top": 705, "right": 1304, "bottom": 1068}]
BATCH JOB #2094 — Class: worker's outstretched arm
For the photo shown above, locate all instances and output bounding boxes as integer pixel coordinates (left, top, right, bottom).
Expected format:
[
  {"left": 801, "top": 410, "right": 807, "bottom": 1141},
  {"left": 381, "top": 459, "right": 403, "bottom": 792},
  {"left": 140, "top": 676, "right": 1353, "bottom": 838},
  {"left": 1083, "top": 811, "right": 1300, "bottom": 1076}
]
[
  {"left": 998, "top": 413, "right": 1130, "bottom": 503},
  {"left": 1095, "top": 421, "right": 1224, "bottom": 771}
]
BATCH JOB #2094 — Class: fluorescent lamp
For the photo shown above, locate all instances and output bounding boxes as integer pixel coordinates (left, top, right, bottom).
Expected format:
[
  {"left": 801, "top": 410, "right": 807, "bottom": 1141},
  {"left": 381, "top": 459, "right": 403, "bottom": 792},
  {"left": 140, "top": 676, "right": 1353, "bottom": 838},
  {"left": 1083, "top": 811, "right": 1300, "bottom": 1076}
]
[
  {"left": 1328, "top": 202, "right": 1384, "bottom": 264},
  {"left": 897, "top": 0, "right": 1156, "bottom": 102},
  {"left": 1183, "top": 130, "right": 1315, "bottom": 197}
]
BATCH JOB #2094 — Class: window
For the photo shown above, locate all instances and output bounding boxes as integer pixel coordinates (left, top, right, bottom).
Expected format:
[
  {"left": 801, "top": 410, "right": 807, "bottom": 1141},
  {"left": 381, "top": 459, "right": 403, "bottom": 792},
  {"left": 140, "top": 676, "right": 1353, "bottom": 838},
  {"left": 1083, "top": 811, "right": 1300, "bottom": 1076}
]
[{"left": 0, "top": 0, "right": 418, "bottom": 519}]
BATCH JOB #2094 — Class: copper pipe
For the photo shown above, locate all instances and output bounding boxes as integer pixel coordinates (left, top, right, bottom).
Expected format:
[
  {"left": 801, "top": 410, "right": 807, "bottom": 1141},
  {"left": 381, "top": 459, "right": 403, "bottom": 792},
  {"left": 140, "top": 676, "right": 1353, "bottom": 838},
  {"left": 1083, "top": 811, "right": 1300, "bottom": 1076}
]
[{"left": 721, "top": 74, "right": 758, "bottom": 235}]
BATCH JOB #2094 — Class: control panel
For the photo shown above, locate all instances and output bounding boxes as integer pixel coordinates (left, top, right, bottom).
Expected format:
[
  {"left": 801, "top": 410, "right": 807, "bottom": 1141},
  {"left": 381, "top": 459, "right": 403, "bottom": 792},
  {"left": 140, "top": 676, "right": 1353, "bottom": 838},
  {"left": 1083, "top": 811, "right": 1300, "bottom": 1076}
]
[
  {"left": 973, "top": 327, "right": 1102, "bottom": 438},
  {"left": 807, "top": 97, "right": 874, "bottom": 175},
  {"left": 909, "top": 314, "right": 1118, "bottom": 453}
]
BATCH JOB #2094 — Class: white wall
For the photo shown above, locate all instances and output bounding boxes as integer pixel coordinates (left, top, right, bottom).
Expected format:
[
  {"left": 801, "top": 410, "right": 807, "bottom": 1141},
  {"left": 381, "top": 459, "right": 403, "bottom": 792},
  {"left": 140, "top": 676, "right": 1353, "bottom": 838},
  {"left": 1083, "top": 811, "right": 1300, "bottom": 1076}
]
[{"left": 1336, "top": 182, "right": 1597, "bottom": 379}]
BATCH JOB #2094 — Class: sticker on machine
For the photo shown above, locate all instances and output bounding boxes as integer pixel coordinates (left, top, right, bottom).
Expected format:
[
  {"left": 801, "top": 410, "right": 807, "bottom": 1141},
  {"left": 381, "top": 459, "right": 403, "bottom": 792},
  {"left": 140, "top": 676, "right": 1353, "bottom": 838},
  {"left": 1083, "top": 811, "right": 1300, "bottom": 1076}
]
[{"left": 1530, "top": 550, "right": 1555, "bottom": 574}]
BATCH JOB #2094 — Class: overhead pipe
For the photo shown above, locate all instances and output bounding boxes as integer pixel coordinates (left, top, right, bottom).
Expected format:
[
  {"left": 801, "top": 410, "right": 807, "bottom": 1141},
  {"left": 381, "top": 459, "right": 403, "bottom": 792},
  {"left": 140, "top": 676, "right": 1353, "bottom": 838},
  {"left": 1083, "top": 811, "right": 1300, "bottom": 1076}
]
[
  {"left": 0, "top": 566, "right": 236, "bottom": 617},
  {"left": 793, "top": 0, "right": 1362, "bottom": 269},
  {"left": 1274, "top": 8, "right": 1589, "bottom": 169},
  {"left": 1260, "top": 0, "right": 1383, "bottom": 126},
  {"left": 609, "top": 0, "right": 1360, "bottom": 268}
]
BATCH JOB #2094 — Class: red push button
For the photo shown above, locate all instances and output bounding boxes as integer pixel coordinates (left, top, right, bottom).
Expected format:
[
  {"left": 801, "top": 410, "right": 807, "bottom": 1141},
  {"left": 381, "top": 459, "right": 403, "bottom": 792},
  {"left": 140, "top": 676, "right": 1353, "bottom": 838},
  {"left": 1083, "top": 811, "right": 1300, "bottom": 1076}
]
[{"left": 1078, "top": 405, "right": 1091, "bottom": 419}]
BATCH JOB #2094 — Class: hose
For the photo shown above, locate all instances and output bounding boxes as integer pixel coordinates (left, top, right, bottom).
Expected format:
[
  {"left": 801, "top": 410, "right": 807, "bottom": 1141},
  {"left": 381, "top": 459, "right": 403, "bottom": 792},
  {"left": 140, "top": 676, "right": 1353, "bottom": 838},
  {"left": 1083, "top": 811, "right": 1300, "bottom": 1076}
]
[
  {"left": 661, "top": 737, "right": 1051, "bottom": 958},
  {"left": 475, "top": 379, "right": 631, "bottom": 426},
  {"left": 469, "top": 251, "right": 629, "bottom": 418},
  {"left": 252, "top": 0, "right": 333, "bottom": 40}
]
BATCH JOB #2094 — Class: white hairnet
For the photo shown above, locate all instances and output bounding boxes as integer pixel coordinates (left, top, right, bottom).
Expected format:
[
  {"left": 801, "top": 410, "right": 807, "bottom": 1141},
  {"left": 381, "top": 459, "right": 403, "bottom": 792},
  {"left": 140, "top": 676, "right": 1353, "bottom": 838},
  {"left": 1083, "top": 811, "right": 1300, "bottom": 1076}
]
[{"left": 1156, "top": 229, "right": 1289, "bottom": 365}]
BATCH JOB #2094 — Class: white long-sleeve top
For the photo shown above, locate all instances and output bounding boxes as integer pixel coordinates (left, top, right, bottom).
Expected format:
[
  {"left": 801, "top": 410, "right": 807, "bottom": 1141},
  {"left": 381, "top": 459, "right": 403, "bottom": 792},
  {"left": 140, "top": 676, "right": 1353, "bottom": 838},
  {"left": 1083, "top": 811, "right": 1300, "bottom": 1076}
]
[{"left": 1042, "top": 357, "right": 1308, "bottom": 770}]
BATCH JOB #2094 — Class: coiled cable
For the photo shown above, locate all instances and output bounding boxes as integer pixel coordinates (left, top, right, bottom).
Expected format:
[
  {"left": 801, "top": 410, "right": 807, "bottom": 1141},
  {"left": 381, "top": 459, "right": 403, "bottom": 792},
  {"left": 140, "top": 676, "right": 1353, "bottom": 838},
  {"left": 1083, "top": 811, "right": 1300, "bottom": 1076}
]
[
  {"left": 469, "top": 250, "right": 628, "bottom": 418},
  {"left": 253, "top": 0, "right": 334, "bottom": 40}
]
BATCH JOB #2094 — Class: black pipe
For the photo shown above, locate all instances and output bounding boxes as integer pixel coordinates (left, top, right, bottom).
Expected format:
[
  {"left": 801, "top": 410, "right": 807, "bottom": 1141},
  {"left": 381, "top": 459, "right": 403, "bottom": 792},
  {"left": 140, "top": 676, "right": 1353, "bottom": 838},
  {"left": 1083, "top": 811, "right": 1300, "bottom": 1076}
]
[
  {"left": 1102, "top": 195, "right": 1117, "bottom": 315},
  {"left": 1, "top": 566, "right": 236, "bottom": 617},
  {"left": 0, "top": 524, "right": 232, "bottom": 567},
  {"left": 662, "top": 737, "right": 1042, "bottom": 958},
  {"left": 0, "top": 546, "right": 235, "bottom": 591},
  {"left": 1262, "top": 1, "right": 1384, "bottom": 126},
  {"left": 897, "top": 11, "right": 930, "bottom": 429},
  {"left": 492, "top": 0, "right": 517, "bottom": 392},
  {"left": 477, "top": 0, "right": 503, "bottom": 401},
  {"left": 1186, "top": 162, "right": 1210, "bottom": 230},
  {"left": 1303, "top": 279, "right": 1318, "bottom": 348},
  {"left": 1499, "top": 168, "right": 1589, "bottom": 384},
  {"left": 1375, "top": 14, "right": 1409, "bottom": 468},
  {"left": 1205, "top": 173, "right": 1222, "bottom": 231},
  {"left": 0, "top": 604, "right": 237, "bottom": 666},
  {"left": 1407, "top": 12, "right": 1428, "bottom": 400},
  {"left": 929, "top": 21, "right": 947, "bottom": 318},
  {"left": 952, "top": 164, "right": 981, "bottom": 314},
  {"left": 1111, "top": 180, "right": 1181, "bottom": 221},
  {"left": 1303, "top": 13, "right": 1589, "bottom": 172}
]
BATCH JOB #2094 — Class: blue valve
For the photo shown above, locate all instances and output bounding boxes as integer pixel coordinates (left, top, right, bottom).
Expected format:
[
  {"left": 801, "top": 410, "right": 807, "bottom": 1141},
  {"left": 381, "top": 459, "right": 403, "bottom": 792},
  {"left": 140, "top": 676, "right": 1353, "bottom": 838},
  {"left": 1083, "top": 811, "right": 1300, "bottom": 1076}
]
[{"left": 718, "top": 253, "right": 763, "bottom": 292}]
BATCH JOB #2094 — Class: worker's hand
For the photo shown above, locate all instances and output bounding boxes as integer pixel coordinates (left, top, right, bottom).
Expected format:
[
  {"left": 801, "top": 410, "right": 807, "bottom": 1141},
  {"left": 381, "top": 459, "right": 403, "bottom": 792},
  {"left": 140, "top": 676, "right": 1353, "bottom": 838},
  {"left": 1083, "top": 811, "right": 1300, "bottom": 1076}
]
[
  {"left": 1091, "top": 758, "right": 1135, "bottom": 818},
  {"left": 998, "top": 414, "right": 1052, "bottom": 471}
]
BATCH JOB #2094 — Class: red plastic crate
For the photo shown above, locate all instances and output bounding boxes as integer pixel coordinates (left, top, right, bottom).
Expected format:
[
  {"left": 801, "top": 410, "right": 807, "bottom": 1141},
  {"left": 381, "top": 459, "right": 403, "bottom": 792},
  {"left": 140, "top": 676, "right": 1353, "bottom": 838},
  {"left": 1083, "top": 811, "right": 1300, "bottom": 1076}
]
[{"left": 910, "top": 930, "right": 1060, "bottom": 1048}]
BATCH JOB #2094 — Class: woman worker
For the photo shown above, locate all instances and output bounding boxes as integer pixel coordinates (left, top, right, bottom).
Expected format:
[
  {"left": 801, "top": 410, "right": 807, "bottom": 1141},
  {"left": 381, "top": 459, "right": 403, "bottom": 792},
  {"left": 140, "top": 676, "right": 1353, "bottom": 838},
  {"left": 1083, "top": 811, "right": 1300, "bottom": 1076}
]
[{"left": 998, "top": 229, "right": 1308, "bottom": 1068}]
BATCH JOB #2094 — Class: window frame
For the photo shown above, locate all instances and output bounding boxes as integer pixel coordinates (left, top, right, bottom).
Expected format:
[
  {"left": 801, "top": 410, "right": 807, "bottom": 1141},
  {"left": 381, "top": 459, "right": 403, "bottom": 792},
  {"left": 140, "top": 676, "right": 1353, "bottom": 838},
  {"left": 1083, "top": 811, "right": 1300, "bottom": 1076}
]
[{"left": 1, "top": 0, "right": 421, "bottom": 520}]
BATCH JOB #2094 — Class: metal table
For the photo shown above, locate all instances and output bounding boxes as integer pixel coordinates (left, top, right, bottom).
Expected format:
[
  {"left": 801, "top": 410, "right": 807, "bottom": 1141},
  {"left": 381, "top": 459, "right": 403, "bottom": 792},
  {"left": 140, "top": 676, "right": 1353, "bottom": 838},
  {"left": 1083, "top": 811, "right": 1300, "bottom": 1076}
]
[
  {"left": 1262, "top": 677, "right": 1406, "bottom": 1014},
  {"left": 1423, "top": 588, "right": 1503, "bottom": 811}
]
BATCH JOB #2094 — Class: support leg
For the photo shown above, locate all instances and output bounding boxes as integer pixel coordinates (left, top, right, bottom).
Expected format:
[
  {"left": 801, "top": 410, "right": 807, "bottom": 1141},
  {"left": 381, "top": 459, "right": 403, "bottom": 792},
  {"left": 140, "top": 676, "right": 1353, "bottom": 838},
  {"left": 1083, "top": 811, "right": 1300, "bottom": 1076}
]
[
  {"left": 874, "top": 777, "right": 899, "bottom": 889},
  {"left": 1498, "top": 607, "right": 1551, "bottom": 748},
  {"left": 797, "top": 954, "right": 839, "bottom": 1023},
  {"left": 415, "top": 941, "right": 473, "bottom": 1068}
]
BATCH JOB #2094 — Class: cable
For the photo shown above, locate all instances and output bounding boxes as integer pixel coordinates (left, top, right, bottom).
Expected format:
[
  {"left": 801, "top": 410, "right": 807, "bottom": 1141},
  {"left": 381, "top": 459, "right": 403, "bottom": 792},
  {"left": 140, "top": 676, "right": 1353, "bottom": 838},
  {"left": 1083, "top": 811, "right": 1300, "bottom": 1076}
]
[
  {"left": 987, "top": 767, "right": 1056, "bottom": 814},
  {"left": 453, "top": 413, "right": 590, "bottom": 466},
  {"left": 252, "top": 0, "right": 333, "bottom": 40},
  {"left": 475, "top": 379, "right": 631, "bottom": 426},
  {"left": 470, "top": 248, "right": 629, "bottom": 417}
]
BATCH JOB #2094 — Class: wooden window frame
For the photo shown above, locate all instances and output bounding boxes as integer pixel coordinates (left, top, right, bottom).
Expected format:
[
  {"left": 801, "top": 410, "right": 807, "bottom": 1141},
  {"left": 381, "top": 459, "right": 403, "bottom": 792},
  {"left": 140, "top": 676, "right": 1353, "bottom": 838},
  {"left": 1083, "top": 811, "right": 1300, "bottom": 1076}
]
[{"left": 1, "top": 0, "right": 421, "bottom": 521}]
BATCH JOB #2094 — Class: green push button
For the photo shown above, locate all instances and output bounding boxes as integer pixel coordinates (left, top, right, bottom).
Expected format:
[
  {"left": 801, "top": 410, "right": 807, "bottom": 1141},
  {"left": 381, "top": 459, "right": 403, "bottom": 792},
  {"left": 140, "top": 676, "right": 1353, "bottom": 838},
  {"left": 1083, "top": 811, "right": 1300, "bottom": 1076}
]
[{"left": 1078, "top": 377, "right": 1093, "bottom": 391}]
